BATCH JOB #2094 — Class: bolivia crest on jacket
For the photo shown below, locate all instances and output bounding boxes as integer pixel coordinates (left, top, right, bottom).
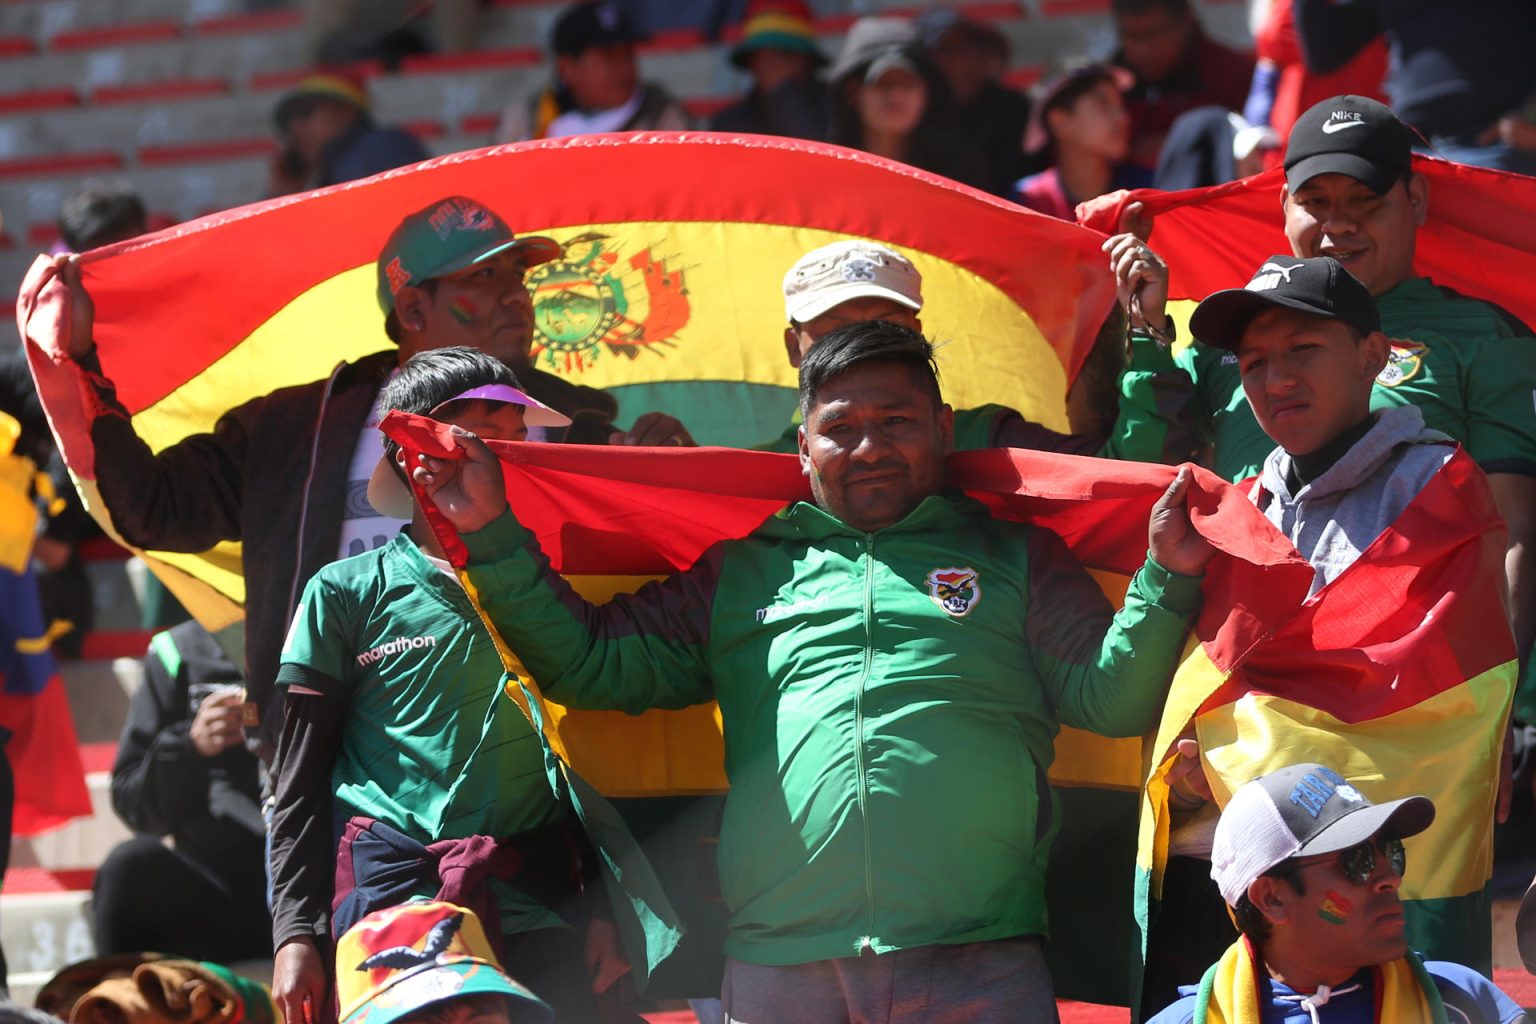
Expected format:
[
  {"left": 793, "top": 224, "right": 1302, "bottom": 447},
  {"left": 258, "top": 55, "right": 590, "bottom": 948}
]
[{"left": 926, "top": 567, "right": 981, "bottom": 617}]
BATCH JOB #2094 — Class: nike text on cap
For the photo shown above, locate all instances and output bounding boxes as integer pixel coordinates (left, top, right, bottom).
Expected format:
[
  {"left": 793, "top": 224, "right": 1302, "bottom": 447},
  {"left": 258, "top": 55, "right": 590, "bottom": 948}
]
[
  {"left": 1189, "top": 254, "right": 1380, "bottom": 352},
  {"left": 1284, "top": 94, "right": 1413, "bottom": 196},
  {"left": 1209, "top": 763, "right": 1434, "bottom": 908}
]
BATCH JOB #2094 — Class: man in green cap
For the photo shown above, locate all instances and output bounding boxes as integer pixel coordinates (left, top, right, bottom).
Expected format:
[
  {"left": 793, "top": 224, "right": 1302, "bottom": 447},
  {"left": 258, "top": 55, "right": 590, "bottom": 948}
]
[{"left": 48, "top": 195, "right": 620, "bottom": 771}]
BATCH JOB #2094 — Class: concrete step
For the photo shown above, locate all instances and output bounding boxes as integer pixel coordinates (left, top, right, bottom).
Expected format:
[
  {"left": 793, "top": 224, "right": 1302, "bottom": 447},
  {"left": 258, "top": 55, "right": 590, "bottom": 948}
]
[
  {"left": 0, "top": 889, "right": 95, "bottom": 987},
  {"left": 11, "top": 772, "right": 131, "bottom": 874},
  {"left": 0, "top": 0, "right": 257, "bottom": 43}
]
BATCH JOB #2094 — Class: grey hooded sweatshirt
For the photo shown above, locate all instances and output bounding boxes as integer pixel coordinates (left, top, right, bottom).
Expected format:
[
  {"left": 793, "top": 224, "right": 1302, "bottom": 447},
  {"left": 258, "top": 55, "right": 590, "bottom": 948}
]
[{"left": 1255, "top": 405, "right": 1455, "bottom": 597}]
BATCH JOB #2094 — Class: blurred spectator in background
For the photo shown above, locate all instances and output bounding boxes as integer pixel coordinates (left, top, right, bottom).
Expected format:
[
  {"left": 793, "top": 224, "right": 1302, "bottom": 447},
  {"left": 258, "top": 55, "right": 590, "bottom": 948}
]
[
  {"left": 709, "top": 0, "right": 829, "bottom": 140},
  {"left": 94, "top": 621, "right": 270, "bottom": 962},
  {"left": 271, "top": 73, "right": 429, "bottom": 194},
  {"left": 0, "top": 185, "right": 153, "bottom": 658},
  {"left": 828, "top": 18, "right": 992, "bottom": 191},
  {"left": 1294, "top": 0, "right": 1536, "bottom": 175},
  {"left": 915, "top": 8, "right": 1038, "bottom": 193},
  {"left": 1110, "top": 0, "right": 1254, "bottom": 169},
  {"left": 305, "top": 0, "right": 482, "bottom": 67},
  {"left": 1012, "top": 65, "right": 1151, "bottom": 221},
  {"left": 497, "top": 1, "right": 692, "bottom": 143},
  {"left": 1153, "top": 105, "right": 1277, "bottom": 190},
  {"left": 1243, "top": 0, "right": 1386, "bottom": 141}
]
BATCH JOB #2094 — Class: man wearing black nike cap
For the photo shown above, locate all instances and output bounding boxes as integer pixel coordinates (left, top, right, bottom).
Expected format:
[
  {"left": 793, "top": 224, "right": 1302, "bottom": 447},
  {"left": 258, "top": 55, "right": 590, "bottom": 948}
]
[
  {"left": 1105, "top": 93, "right": 1536, "bottom": 782},
  {"left": 1147, "top": 764, "right": 1526, "bottom": 1024}
]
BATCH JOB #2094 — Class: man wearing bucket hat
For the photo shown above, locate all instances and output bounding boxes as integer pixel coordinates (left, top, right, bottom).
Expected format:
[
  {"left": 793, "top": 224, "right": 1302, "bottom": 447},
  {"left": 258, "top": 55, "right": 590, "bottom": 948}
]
[
  {"left": 271, "top": 347, "right": 637, "bottom": 1024},
  {"left": 709, "top": 0, "right": 829, "bottom": 140},
  {"left": 336, "top": 900, "right": 550, "bottom": 1024},
  {"left": 270, "top": 73, "right": 428, "bottom": 193},
  {"left": 50, "top": 195, "right": 622, "bottom": 774},
  {"left": 1147, "top": 764, "right": 1525, "bottom": 1024}
]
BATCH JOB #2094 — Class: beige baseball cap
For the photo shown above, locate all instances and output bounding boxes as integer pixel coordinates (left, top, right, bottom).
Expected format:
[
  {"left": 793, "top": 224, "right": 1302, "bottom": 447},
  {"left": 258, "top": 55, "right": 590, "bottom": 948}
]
[{"left": 782, "top": 239, "right": 924, "bottom": 324}]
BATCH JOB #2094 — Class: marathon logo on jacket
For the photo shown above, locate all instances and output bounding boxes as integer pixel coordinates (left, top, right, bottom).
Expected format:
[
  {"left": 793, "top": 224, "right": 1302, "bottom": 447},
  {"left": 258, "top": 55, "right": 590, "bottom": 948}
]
[
  {"left": 926, "top": 567, "right": 981, "bottom": 617},
  {"left": 356, "top": 635, "right": 438, "bottom": 667},
  {"left": 1377, "top": 339, "right": 1427, "bottom": 387}
]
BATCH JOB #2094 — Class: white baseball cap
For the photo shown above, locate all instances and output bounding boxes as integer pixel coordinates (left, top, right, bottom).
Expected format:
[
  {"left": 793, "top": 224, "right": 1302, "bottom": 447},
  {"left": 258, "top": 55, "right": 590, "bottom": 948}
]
[
  {"left": 782, "top": 239, "right": 924, "bottom": 324},
  {"left": 1209, "top": 763, "right": 1434, "bottom": 907}
]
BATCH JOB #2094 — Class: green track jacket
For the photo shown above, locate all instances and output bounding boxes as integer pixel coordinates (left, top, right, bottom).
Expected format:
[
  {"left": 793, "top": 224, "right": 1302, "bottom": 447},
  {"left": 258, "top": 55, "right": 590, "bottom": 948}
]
[{"left": 463, "top": 493, "right": 1201, "bottom": 966}]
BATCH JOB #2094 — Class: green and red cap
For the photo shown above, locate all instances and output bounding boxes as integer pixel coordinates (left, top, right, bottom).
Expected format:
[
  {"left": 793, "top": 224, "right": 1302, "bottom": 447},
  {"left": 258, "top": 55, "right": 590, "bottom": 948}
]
[{"left": 376, "top": 196, "right": 561, "bottom": 315}]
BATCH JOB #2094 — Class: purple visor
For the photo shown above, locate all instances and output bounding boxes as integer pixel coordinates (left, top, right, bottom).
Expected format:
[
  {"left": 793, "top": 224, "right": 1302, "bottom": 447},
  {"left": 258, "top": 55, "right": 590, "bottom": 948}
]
[{"left": 429, "top": 384, "right": 571, "bottom": 428}]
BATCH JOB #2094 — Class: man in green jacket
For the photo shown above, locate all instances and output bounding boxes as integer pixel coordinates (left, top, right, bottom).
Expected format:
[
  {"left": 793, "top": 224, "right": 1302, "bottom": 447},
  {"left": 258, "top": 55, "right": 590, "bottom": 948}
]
[{"left": 414, "top": 320, "right": 1214, "bottom": 1021}]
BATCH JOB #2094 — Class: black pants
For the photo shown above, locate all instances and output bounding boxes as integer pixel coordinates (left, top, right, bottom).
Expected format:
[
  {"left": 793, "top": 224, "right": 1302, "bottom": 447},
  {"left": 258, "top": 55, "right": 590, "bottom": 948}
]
[{"left": 92, "top": 835, "right": 272, "bottom": 962}]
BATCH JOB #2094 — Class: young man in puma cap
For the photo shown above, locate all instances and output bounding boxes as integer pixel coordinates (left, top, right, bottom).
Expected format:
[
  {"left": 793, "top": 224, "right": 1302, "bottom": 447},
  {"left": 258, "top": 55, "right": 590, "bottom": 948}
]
[
  {"left": 758, "top": 237, "right": 1187, "bottom": 461},
  {"left": 1104, "top": 92, "right": 1536, "bottom": 740},
  {"left": 1145, "top": 255, "right": 1508, "bottom": 998},
  {"left": 1147, "top": 764, "right": 1524, "bottom": 1024}
]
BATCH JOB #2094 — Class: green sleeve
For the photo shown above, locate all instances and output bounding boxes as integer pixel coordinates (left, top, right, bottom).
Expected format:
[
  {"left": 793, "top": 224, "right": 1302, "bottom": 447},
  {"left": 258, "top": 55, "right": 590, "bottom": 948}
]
[
  {"left": 1098, "top": 331, "right": 1202, "bottom": 464},
  {"left": 462, "top": 511, "right": 718, "bottom": 714},
  {"left": 1023, "top": 528, "right": 1201, "bottom": 736},
  {"left": 1460, "top": 328, "right": 1536, "bottom": 476},
  {"left": 275, "top": 573, "right": 354, "bottom": 697}
]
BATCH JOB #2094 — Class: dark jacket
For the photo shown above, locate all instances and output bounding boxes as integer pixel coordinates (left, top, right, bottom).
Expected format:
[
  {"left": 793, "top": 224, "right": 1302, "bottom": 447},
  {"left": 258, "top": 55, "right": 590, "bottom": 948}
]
[
  {"left": 709, "top": 78, "right": 830, "bottom": 141},
  {"left": 318, "top": 120, "right": 430, "bottom": 188},
  {"left": 110, "top": 620, "right": 263, "bottom": 878},
  {"left": 81, "top": 349, "right": 617, "bottom": 762}
]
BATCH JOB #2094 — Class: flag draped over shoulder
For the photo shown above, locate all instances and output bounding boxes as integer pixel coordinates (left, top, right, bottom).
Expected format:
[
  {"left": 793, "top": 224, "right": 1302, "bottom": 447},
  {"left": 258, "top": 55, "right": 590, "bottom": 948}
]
[
  {"left": 1078, "top": 156, "right": 1536, "bottom": 331},
  {"left": 380, "top": 414, "right": 1512, "bottom": 1003},
  {"left": 19, "top": 133, "right": 1116, "bottom": 631},
  {"left": 1140, "top": 448, "right": 1515, "bottom": 972}
]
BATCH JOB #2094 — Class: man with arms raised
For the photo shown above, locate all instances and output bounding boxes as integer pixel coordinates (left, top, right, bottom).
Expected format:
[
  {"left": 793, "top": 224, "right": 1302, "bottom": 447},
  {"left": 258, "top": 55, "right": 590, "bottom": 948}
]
[
  {"left": 413, "top": 319, "right": 1213, "bottom": 1021},
  {"left": 49, "top": 196, "right": 657, "bottom": 763}
]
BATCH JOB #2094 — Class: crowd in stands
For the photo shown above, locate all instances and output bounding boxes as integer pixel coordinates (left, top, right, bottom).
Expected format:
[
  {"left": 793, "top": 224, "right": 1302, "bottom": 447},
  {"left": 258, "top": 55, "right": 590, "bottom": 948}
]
[{"left": 4, "top": 0, "right": 1536, "bottom": 1022}]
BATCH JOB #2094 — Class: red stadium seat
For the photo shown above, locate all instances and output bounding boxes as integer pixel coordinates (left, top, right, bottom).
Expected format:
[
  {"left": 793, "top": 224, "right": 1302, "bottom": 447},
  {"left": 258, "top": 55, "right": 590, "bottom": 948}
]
[
  {"left": 137, "top": 137, "right": 276, "bottom": 166},
  {"left": 49, "top": 20, "right": 182, "bottom": 52},
  {"left": 0, "top": 87, "right": 78, "bottom": 113},
  {"left": 0, "top": 35, "right": 36, "bottom": 58},
  {"left": 90, "top": 78, "right": 229, "bottom": 105},
  {"left": 401, "top": 48, "right": 542, "bottom": 74},
  {"left": 460, "top": 112, "right": 500, "bottom": 135},
  {"left": 190, "top": 9, "right": 306, "bottom": 36},
  {"left": 249, "top": 61, "right": 385, "bottom": 92},
  {"left": 0, "top": 151, "right": 122, "bottom": 178}
]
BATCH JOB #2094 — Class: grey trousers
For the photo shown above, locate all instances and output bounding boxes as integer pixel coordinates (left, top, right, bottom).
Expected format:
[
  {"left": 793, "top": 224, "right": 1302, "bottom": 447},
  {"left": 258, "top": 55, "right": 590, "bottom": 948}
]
[{"left": 721, "top": 936, "right": 1060, "bottom": 1024}]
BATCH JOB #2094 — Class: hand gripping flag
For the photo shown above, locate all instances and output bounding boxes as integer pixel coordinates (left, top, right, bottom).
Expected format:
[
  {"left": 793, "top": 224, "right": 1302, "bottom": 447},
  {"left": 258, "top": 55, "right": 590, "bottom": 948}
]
[
  {"left": 18, "top": 133, "right": 1115, "bottom": 632},
  {"left": 1078, "top": 155, "right": 1536, "bottom": 335}
]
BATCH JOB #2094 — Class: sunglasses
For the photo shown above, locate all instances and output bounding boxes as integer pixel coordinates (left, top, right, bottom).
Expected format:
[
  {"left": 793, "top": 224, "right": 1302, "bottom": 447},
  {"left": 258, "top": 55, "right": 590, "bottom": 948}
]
[{"left": 1291, "top": 836, "right": 1407, "bottom": 886}]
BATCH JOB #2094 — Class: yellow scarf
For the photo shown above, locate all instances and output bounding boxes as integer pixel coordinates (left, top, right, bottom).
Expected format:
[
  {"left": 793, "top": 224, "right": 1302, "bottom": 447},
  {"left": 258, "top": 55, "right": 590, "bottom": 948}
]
[{"left": 1192, "top": 936, "right": 1448, "bottom": 1023}]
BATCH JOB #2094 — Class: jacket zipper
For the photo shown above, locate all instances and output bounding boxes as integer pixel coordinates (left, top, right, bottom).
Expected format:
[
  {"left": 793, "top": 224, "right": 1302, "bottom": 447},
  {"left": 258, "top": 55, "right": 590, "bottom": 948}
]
[{"left": 854, "top": 532, "right": 876, "bottom": 951}]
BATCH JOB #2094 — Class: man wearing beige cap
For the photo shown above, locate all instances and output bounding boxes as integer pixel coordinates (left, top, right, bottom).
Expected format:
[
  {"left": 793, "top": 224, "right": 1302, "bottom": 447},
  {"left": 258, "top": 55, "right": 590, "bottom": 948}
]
[{"left": 759, "top": 238, "right": 1180, "bottom": 460}]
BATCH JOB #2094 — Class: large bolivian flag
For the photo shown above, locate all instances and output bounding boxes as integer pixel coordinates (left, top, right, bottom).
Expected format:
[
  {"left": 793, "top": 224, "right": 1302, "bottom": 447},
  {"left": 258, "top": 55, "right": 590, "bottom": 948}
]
[
  {"left": 20, "top": 132, "right": 1115, "bottom": 631},
  {"left": 381, "top": 409, "right": 1311, "bottom": 1004},
  {"left": 1077, "top": 155, "right": 1536, "bottom": 334}
]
